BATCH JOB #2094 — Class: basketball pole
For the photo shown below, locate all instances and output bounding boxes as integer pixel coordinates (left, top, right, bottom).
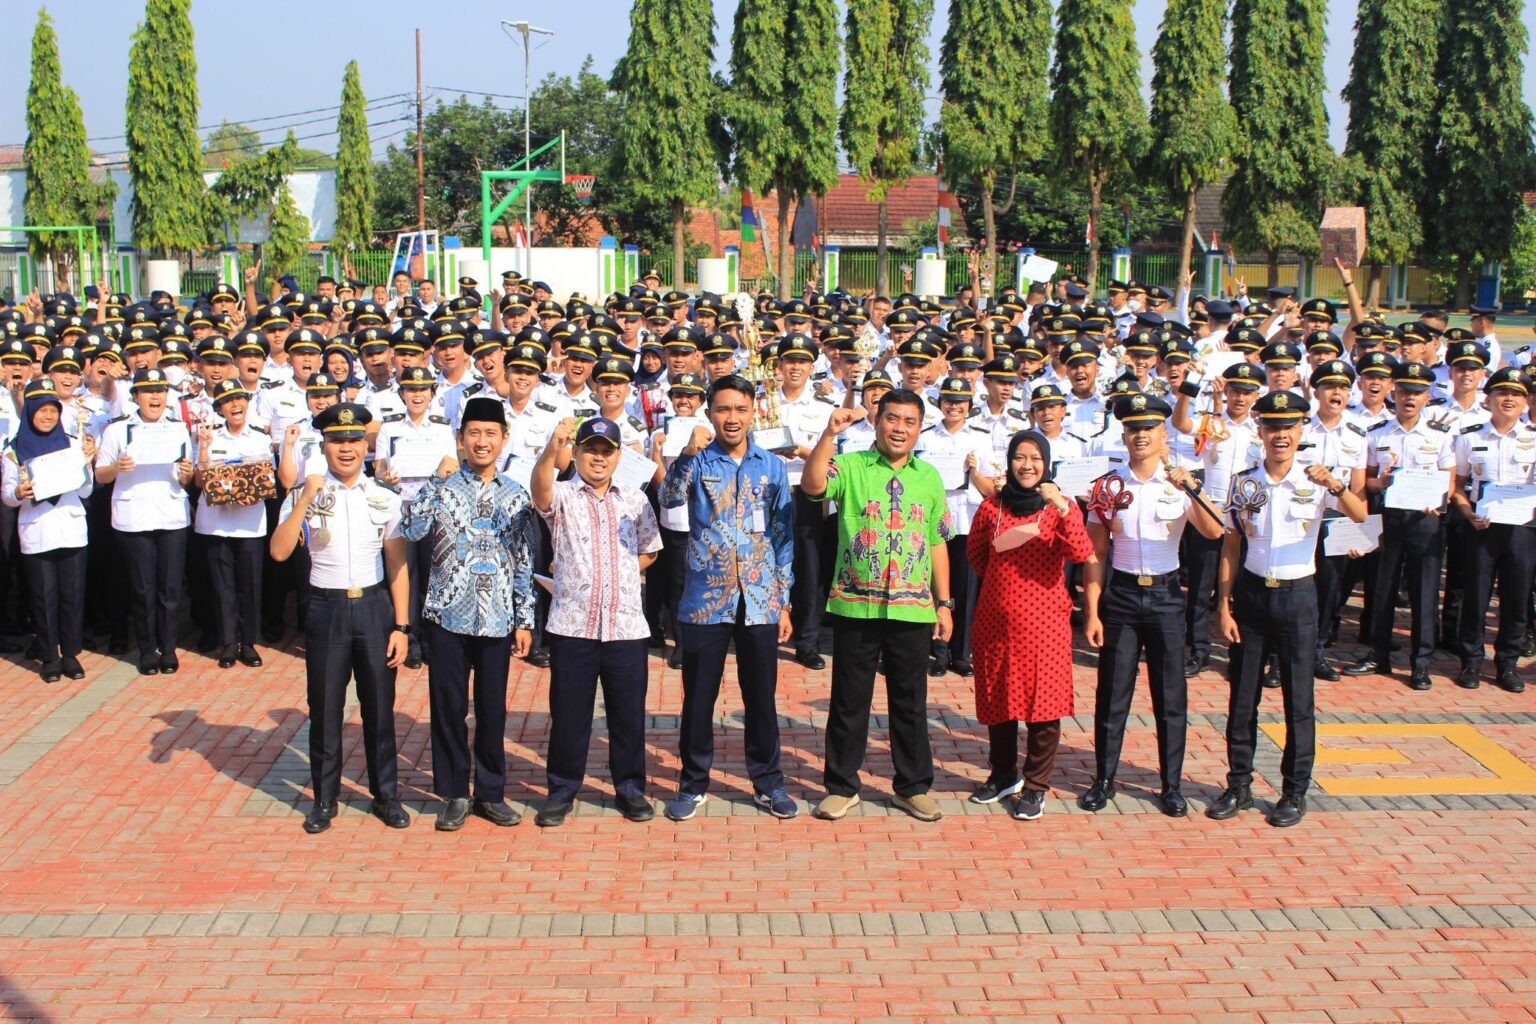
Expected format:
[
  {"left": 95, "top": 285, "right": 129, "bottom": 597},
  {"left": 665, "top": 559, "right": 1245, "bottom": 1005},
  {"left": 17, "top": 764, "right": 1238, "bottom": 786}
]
[{"left": 503, "top": 20, "right": 554, "bottom": 281}]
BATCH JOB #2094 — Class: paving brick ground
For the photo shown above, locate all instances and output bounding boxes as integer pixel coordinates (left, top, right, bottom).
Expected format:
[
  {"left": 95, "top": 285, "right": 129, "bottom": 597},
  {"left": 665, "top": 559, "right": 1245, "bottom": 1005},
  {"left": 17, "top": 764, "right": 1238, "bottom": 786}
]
[{"left": 0, "top": 598, "right": 1532, "bottom": 1022}]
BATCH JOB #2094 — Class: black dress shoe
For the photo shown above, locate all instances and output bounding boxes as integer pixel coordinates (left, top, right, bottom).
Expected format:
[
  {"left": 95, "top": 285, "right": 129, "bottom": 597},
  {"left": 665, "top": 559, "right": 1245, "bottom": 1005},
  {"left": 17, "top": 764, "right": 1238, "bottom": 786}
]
[
  {"left": 1497, "top": 668, "right": 1526, "bottom": 694},
  {"left": 648, "top": 632, "right": 666, "bottom": 650},
  {"left": 472, "top": 799, "right": 523, "bottom": 827},
  {"left": 137, "top": 651, "right": 161, "bottom": 676},
  {"left": 1159, "top": 791, "right": 1189, "bottom": 818},
  {"left": 1262, "top": 667, "right": 1280, "bottom": 689},
  {"left": 525, "top": 648, "right": 550, "bottom": 668},
  {"left": 928, "top": 656, "right": 950, "bottom": 678},
  {"left": 23, "top": 639, "right": 41, "bottom": 662},
  {"left": 1268, "top": 793, "right": 1307, "bottom": 828},
  {"left": 1314, "top": 660, "right": 1340, "bottom": 682},
  {"left": 1342, "top": 657, "right": 1380, "bottom": 676},
  {"left": 952, "top": 659, "right": 972, "bottom": 677},
  {"left": 1205, "top": 785, "right": 1253, "bottom": 820},
  {"left": 159, "top": 654, "right": 180, "bottom": 675},
  {"left": 435, "top": 797, "right": 470, "bottom": 832},
  {"left": 237, "top": 645, "right": 262, "bottom": 668},
  {"left": 39, "top": 660, "right": 62, "bottom": 683},
  {"left": 403, "top": 653, "right": 423, "bottom": 670},
  {"left": 1183, "top": 655, "right": 1208, "bottom": 678},
  {"left": 1077, "top": 778, "right": 1116, "bottom": 812},
  {"left": 1523, "top": 632, "right": 1536, "bottom": 659},
  {"left": 369, "top": 798, "right": 410, "bottom": 829},
  {"left": 535, "top": 800, "right": 573, "bottom": 827},
  {"left": 61, "top": 656, "right": 84, "bottom": 680},
  {"left": 796, "top": 651, "right": 825, "bottom": 670},
  {"left": 217, "top": 645, "right": 237, "bottom": 669},
  {"left": 1455, "top": 666, "right": 1481, "bottom": 689},
  {"left": 616, "top": 792, "right": 654, "bottom": 822},
  {"left": 1406, "top": 670, "right": 1432, "bottom": 691},
  {"left": 303, "top": 800, "right": 338, "bottom": 834},
  {"left": 667, "top": 647, "right": 683, "bottom": 670}
]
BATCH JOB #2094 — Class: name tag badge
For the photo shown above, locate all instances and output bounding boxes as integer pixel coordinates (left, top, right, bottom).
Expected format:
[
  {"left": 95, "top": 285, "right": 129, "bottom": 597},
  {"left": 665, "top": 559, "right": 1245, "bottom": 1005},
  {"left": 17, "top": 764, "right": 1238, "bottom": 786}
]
[{"left": 751, "top": 506, "right": 766, "bottom": 533}]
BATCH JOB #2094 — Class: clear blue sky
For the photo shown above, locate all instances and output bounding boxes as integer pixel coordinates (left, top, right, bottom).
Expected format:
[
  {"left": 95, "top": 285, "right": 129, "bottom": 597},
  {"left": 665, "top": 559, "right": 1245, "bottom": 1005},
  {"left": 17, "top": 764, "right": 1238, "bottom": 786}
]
[{"left": 3, "top": 0, "right": 1533, "bottom": 159}]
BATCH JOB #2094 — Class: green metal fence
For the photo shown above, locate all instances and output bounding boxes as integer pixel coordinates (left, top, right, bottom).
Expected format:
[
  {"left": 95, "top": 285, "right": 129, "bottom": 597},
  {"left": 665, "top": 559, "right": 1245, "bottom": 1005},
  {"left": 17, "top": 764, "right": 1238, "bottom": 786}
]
[{"left": 179, "top": 248, "right": 402, "bottom": 298}]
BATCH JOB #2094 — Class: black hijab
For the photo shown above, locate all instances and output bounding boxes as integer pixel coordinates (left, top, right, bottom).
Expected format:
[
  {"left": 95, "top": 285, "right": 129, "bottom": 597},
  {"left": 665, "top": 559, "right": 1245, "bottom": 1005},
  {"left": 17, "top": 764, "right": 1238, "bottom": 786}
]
[{"left": 999, "top": 429, "right": 1052, "bottom": 516}]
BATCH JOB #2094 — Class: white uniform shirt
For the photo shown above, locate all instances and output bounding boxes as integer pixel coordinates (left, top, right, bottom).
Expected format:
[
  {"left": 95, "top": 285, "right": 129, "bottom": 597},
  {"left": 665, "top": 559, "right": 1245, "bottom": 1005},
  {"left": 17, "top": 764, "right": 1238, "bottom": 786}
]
[
  {"left": 2, "top": 440, "right": 93, "bottom": 553},
  {"left": 1231, "top": 462, "right": 1326, "bottom": 580},
  {"left": 499, "top": 397, "right": 563, "bottom": 469},
  {"left": 303, "top": 473, "right": 403, "bottom": 589},
  {"left": 1424, "top": 393, "right": 1491, "bottom": 435},
  {"left": 1064, "top": 392, "right": 1108, "bottom": 437},
  {"left": 194, "top": 424, "right": 274, "bottom": 538},
  {"left": 536, "top": 380, "right": 599, "bottom": 420},
  {"left": 777, "top": 388, "right": 835, "bottom": 486},
  {"left": 95, "top": 413, "right": 193, "bottom": 532},
  {"left": 1087, "top": 464, "right": 1193, "bottom": 576},
  {"left": 251, "top": 379, "right": 308, "bottom": 437},
  {"left": 1367, "top": 416, "right": 1457, "bottom": 477},
  {"left": 1199, "top": 413, "right": 1262, "bottom": 504},
  {"left": 1455, "top": 420, "right": 1536, "bottom": 499},
  {"left": 916, "top": 420, "right": 993, "bottom": 534},
  {"left": 1300, "top": 414, "right": 1369, "bottom": 512},
  {"left": 376, "top": 413, "right": 457, "bottom": 501}
]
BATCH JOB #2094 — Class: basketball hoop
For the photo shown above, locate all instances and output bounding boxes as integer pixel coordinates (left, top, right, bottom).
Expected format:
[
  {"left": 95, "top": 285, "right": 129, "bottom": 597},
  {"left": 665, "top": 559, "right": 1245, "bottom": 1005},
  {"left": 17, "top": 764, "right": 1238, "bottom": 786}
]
[{"left": 565, "top": 174, "right": 596, "bottom": 205}]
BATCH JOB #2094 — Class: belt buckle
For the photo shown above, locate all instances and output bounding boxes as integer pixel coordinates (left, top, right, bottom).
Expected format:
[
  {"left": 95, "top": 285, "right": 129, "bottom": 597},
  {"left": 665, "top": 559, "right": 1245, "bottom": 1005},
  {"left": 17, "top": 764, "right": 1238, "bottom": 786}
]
[
  {"left": 346, "top": 587, "right": 362, "bottom": 599},
  {"left": 1265, "top": 576, "right": 1279, "bottom": 589},
  {"left": 1137, "top": 575, "right": 1153, "bottom": 587}
]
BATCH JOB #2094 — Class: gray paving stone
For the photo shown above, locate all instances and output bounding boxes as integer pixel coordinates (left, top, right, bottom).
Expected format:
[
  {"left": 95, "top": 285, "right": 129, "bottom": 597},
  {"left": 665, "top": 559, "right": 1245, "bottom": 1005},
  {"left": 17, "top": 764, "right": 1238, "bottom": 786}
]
[{"left": 890, "top": 911, "right": 925, "bottom": 936}]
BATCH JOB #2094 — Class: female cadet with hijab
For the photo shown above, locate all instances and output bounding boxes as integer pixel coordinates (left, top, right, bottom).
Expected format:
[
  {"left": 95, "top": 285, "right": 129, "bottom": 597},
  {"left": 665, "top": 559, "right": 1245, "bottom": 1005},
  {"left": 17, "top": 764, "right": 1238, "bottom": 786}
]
[
  {"left": 1, "top": 380, "right": 96, "bottom": 682},
  {"left": 966, "top": 430, "right": 1093, "bottom": 820}
]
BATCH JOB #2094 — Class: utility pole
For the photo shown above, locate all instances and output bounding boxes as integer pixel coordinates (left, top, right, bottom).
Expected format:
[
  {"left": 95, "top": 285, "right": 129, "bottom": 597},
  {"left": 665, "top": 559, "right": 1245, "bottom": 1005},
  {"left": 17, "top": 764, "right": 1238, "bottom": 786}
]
[
  {"left": 415, "top": 29, "right": 426, "bottom": 241},
  {"left": 502, "top": 20, "right": 554, "bottom": 277}
]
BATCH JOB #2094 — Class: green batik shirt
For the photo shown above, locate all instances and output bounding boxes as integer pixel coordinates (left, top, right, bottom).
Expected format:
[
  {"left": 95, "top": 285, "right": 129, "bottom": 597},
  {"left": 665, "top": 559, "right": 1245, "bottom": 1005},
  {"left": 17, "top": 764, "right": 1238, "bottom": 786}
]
[{"left": 812, "top": 448, "right": 955, "bottom": 622}]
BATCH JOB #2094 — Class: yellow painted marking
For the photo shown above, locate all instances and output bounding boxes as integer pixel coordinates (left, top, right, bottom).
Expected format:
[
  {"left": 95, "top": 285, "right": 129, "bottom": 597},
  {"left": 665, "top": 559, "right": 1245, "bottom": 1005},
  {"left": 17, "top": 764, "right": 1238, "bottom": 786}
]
[{"left": 1259, "top": 723, "right": 1536, "bottom": 796}]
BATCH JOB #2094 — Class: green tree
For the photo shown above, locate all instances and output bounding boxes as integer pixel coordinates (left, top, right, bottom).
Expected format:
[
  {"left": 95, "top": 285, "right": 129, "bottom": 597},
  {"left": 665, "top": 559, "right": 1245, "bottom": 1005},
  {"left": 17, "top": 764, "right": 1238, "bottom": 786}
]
[
  {"left": 610, "top": 0, "right": 721, "bottom": 289},
  {"left": 126, "top": 0, "right": 204, "bottom": 257},
  {"left": 730, "top": 0, "right": 842, "bottom": 297},
  {"left": 1427, "top": 0, "right": 1536, "bottom": 305},
  {"left": 23, "top": 7, "right": 110, "bottom": 289},
  {"left": 938, "top": 0, "right": 1051, "bottom": 295},
  {"left": 528, "top": 58, "right": 626, "bottom": 246},
  {"left": 1049, "top": 0, "right": 1147, "bottom": 294},
  {"left": 202, "top": 122, "right": 261, "bottom": 168},
  {"left": 1223, "top": 0, "right": 1334, "bottom": 281},
  {"left": 1149, "top": 0, "right": 1239, "bottom": 292},
  {"left": 331, "top": 60, "right": 375, "bottom": 257},
  {"left": 264, "top": 182, "right": 311, "bottom": 282},
  {"left": 841, "top": 0, "right": 933, "bottom": 295},
  {"left": 1342, "top": 0, "right": 1441, "bottom": 304},
  {"left": 202, "top": 134, "right": 298, "bottom": 247}
]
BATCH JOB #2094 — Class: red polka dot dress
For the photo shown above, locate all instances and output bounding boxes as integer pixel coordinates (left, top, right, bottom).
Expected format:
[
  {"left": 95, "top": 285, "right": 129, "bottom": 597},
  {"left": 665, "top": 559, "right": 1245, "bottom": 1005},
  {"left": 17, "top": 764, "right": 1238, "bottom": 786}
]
[{"left": 966, "top": 496, "right": 1093, "bottom": 726}]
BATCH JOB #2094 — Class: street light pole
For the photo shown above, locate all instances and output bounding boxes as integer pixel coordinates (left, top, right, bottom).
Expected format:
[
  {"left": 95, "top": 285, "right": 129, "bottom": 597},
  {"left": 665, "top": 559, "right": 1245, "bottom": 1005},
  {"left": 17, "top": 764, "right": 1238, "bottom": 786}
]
[{"left": 502, "top": 19, "right": 554, "bottom": 280}]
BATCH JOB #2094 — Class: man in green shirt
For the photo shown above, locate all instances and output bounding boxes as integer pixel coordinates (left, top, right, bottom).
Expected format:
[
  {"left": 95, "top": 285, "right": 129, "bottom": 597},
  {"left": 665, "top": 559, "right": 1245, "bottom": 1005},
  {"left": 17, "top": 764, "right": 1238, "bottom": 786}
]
[{"left": 802, "top": 389, "right": 955, "bottom": 822}]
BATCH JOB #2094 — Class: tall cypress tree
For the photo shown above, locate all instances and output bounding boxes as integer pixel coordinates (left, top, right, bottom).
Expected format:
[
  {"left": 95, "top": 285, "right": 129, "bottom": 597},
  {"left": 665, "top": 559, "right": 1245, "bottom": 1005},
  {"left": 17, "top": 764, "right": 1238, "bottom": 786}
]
[
  {"left": 1343, "top": 0, "right": 1441, "bottom": 302},
  {"left": 1049, "top": 0, "right": 1147, "bottom": 293},
  {"left": 24, "top": 7, "right": 105, "bottom": 289},
  {"left": 264, "top": 182, "right": 310, "bottom": 281},
  {"left": 331, "top": 60, "right": 374, "bottom": 258},
  {"left": 730, "top": 0, "right": 842, "bottom": 297},
  {"left": 1149, "top": 0, "right": 1238, "bottom": 288},
  {"left": 1224, "top": 0, "right": 1333, "bottom": 281},
  {"left": 1427, "top": 0, "right": 1536, "bottom": 304},
  {"left": 842, "top": 0, "right": 932, "bottom": 295},
  {"left": 610, "top": 0, "right": 720, "bottom": 289},
  {"left": 126, "top": 0, "right": 203, "bottom": 257},
  {"left": 939, "top": 0, "right": 1050, "bottom": 293}
]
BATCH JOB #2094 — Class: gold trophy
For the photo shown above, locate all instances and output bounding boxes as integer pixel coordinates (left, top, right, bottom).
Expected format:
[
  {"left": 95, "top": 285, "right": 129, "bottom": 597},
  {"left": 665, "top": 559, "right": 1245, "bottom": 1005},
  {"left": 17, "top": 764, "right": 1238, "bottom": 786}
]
[
  {"left": 735, "top": 292, "right": 796, "bottom": 453},
  {"left": 853, "top": 319, "right": 880, "bottom": 391}
]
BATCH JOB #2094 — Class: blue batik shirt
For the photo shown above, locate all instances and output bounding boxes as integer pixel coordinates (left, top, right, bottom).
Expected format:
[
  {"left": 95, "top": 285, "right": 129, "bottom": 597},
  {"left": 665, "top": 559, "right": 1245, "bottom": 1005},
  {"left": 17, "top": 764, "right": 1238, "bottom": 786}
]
[
  {"left": 659, "top": 439, "right": 795, "bottom": 626},
  {"left": 401, "top": 467, "right": 536, "bottom": 637}
]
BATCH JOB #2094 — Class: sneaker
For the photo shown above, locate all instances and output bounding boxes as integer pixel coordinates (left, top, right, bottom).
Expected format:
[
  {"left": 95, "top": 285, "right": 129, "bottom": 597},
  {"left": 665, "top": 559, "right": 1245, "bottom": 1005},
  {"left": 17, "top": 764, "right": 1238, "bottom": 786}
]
[
  {"left": 753, "top": 787, "right": 798, "bottom": 819},
  {"left": 892, "top": 791, "right": 943, "bottom": 822},
  {"left": 969, "top": 777, "right": 1023, "bottom": 804},
  {"left": 1012, "top": 789, "right": 1045, "bottom": 821},
  {"left": 813, "top": 793, "right": 861, "bottom": 820},
  {"left": 664, "top": 792, "right": 707, "bottom": 821}
]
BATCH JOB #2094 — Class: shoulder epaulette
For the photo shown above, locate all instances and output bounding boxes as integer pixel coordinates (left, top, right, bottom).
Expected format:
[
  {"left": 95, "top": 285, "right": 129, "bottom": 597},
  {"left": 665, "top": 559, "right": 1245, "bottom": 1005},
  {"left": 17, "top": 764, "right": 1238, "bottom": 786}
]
[
  {"left": 1427, "top": 397, "right": 1447, "bottom": 407},
  {"left": 108, "top": 414, "right": 128, "bottom": 425},
  {"left": 814, "top": 394, "right": 837, "bottom": 406},
  {"left": 627, "top": 415, "right": 645, "bottom": 430},
  {"left": 1346, "top": 422, "right": 1367, "bottom": 436},
  {"left": 1091, "top": 423, "right": 1113, "bottom": 437},
  {"left": 967, "top": 406, "right": 982, "bottom": 418},
  {"left": 428, "top": 414, "right": 449, "bottom": 425},
  {"left": 248, "top": 424, "right": 269, "bottom": 435},
  {"left": 260, "top": 379, "right": 282, "bottom": 389},
  {"left": 1427, "top": 418, "right": 1450, "bottom": 432},
  {"left": 1460, "top": 423, "right": 1482, "bottom": 434},
  {"left": 382, "top": 412, "right": 405, "bottom": 423},
  {"left": 1368, "top": 420, "right": 1392, "bottom": 432},
  {"left": 966, "top": 423, "right": 990, "bottom": 434},
  {"left": 534, "top": 401, "right": 557, "bottom": 414},
  {"left": 1006, "top": 407, "right": 1026, "bottom": 419},
  {"left": 462, "top": 382, "right": 483, "bottom": 396}
]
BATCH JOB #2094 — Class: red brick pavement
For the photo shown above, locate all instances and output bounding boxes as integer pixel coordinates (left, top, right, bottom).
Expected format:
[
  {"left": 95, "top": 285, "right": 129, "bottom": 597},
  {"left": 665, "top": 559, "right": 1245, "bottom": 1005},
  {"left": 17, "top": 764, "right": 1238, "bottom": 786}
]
[{"left": 0, "top": 612, "right": 1532, "bottom": 1022}]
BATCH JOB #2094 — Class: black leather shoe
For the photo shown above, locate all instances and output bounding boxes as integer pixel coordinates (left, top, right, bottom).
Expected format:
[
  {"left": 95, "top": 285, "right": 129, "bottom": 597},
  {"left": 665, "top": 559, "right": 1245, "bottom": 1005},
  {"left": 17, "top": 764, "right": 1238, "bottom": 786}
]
[
  {"left": 525, "top": 648, "right": 550, "bottom": 668},
  {"left": 39, "top": 660, "right": 62, "bottom": 683},
  {"left": 1342, "top": 657, "right": 1380, "bottom": 676},
  {"left": 1268, "top": 793, "right": 1307, "bottom": 828},
  {"left": 1183, "top": 655, "right": 1208, "bottom": 678},
  {"left": 616, "top": 792, "right": 654, "bottom": 823},
  {"left": 369, "top": 798, "right": 410, "bottom": 829},
  {"left": 952, "top": 659, "right": 972, "bottom": 677},
  {"left": 1077, "top": 778, "right": 1116, "bottom": 812},
  {"left": 159, "top": 654, "right": 179, "bottom": 675},
  {"left": 137, "top": 651, "right": 160, "bottom": 676},
  {"left": 237, "top": 645, "right": 262, "bottom": 668},
  {"left": 535, "top": 799, "right": 572, "bottom": 827},
  {"left": 436, "top": 797, "right": 469, "bottom": 831},
  {"left": 61, "top": 656, "right": 84, "bottom": 680},
  {"left": 1455, "top": 665, "right": 1481, "bottom": 689},
  {"left": 403, "top": 653, "right": 423, "bottom": 670},
  {"left": 1262, "top": 667, "right": 1280, "bottom": 689},
  {"left": 928, "top": 656, "right": 950, "bottom": 678},
  {"left": 1205, "top": 785, "right": 1254, "bottom": 820},
  {"left": 1406, "top": 670, "right": 1431, "bottom": 691},
  {"left": 1523, "top": 632, "right": 1536, "bottom": 659},
  {"left": 667, "top": 647, "right": 683, "bottom": 670},
  {"left": 1159, "top": 790, "right": 1189, "bottom": 818},
  {"left": 648, "top": 633, "right": 666, "bottom": 650},
  {"left": 472, "top": 799, "right": 523, "bottom": 827},
  {"left": 217, "top": 645, "right": 237, "bottom": 669},
  {"left": 796, "top": 651, "right": 826, "bottom": 670},
  {"left": 303, "top": 800, "right": 338, "bottom": 834},
  {"left": 1314, "top": 660, "right": 1340, "bottom": 682},
  {"left": 1497, "top": 668, "right": 1526, "bottom": 694}
]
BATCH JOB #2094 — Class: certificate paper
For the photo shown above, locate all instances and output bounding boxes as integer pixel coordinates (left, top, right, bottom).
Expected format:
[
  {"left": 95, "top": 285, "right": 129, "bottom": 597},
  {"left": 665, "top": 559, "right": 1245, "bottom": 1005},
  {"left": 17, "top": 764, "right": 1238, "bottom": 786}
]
[
  {"left": 1052, "top": 455, "right": 1111, "bottom": 499},
  {"left": 662, "top": 416, "right": 710, "bottom": 458},
  {"left": 501, "top": 456, "right": 534, "bottom": 492},
  {"left": 126, "top": 421, "right": 188, "bottom": 466},
  {"left": 1323, "top": 514, "right": 1383, "bottom": 556},
  {"left": 920, "top": 450, "right": 970, "bottom": 490},
  {"left": 1476, "top": 483, "right": 1536, "bottom": 526},
  {"left": 613, "top": 447, "right": 657, "bottom": 493},
  {"left": 1384, "top": 467, "right": 1449, "bottom": 511},
  {"left": 25, "top": 447, "right": 88, "bottom": 501},
  {"left": 386, "top": 436, "right": 445, "bottom": 479}
]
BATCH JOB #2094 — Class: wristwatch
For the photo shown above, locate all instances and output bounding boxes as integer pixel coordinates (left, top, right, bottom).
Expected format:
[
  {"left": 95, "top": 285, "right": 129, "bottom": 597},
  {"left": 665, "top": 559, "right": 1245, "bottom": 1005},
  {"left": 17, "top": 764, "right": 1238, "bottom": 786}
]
[
  {"left": 392, "top": 624, "right": 412, "bottom": 635},
  {"left": 935, "top": 598, "right": 955, "bottom": 610}
]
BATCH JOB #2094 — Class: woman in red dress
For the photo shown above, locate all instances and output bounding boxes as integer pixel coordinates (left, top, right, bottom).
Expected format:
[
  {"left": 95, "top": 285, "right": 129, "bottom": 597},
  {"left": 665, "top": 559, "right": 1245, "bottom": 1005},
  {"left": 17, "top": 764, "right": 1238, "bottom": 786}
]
[{"left": 966, "top": 429, "right": 1092, "bottom": 820}]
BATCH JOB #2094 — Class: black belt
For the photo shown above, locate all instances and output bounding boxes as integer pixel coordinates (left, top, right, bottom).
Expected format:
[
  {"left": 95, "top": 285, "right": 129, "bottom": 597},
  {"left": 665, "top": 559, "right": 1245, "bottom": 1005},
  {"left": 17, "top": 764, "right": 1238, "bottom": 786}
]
[
  {"left": 311, "top": 582, "right": 385, "bottom": 599},
  {"left": 1240, "top": 570, "right": 1312, "bottom": 590},
  {"left": 1112, "top": 569, "right": 1178, "bottom": 587}
]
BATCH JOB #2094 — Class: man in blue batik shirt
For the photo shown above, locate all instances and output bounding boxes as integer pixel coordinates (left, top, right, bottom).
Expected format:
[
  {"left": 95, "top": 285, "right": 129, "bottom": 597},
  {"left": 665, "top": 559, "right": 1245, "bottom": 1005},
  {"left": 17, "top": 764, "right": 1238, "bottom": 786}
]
[
  {"left": 402, "top": 396, "right": 535, "bottom": 833},
  {"left": 659, "top": 375, "right": 798, "bottom": 821}
]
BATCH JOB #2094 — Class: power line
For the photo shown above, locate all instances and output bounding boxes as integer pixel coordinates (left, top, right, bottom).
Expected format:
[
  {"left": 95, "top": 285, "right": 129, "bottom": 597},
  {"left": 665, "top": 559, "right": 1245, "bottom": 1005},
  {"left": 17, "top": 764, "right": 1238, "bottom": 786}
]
[
  {"left": 83, "top": 93, "right": 413, "bottom": 144},
  {"left": 90, "top": 112, "right": 413, "bottom": 167},
  {"left": 426, "top": 86, "right": 529, "bottom": 103}
]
